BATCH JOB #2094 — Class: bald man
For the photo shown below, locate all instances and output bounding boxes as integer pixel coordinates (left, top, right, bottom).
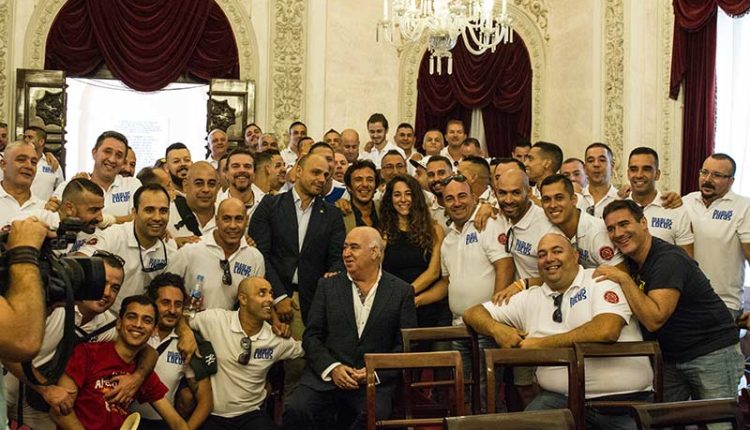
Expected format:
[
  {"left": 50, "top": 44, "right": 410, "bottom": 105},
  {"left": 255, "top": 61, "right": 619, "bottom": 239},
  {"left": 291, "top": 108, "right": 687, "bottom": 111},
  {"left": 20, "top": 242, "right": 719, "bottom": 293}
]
[
  {"left": 188, "top": 277, "right": 303, "bottom": 430},
  {"left": 168, "top": 161, "right": 220, "bottom": 245},
  {"left": 172, "top": 198, "right": 265, "bottom": 310},
  {"left": 340, "top": 129, "right": 361, "bottom": 164},
  {"left": 283, "top": 227, "right": 416, "bottom": 430},
  {"left": 465, "top": 233, "right": 652, "bottom": 430}
]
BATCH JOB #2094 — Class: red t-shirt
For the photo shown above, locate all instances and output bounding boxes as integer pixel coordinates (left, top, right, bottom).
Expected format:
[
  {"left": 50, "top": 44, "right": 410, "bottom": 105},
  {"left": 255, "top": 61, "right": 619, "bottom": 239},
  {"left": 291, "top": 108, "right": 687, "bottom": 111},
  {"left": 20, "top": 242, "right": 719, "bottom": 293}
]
[{"left": 64, "top": 342, "right": 168, "bottom": 430}]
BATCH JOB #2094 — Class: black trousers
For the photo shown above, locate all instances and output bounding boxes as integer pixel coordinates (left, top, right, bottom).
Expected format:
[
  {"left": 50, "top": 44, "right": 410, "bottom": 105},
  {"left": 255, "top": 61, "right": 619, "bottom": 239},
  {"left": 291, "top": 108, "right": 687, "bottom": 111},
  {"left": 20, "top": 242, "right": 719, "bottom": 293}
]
[
  {"left": 200, "top": 410, "right": 277, "bottom": 430},
  {"left": 282, "top": 384, "right": 394, "bottom": 430}
]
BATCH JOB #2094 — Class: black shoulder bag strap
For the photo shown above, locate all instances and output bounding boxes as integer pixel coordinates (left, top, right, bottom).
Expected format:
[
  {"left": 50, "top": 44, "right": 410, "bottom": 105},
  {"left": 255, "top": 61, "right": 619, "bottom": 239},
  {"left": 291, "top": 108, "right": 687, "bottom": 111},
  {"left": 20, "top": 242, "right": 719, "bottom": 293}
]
[{"left": 173, "top": 195, "right": 202, "bottom": 236}]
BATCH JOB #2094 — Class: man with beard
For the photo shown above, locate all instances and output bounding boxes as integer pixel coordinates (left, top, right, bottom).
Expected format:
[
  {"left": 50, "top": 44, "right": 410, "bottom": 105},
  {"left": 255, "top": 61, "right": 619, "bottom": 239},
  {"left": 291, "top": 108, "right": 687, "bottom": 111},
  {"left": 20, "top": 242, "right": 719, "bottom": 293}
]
[
  {"left": 340, "top": 129, "right": 362, "bottom": 164},
  {"left": 172, "top": 198, "right": 265, "bottom": 311},
  {"left": 441, "top": 120, "right": 466, "bottom": 167},
  {"left": 425, "top": 155, "right": 454, "bottom": 231},
  {"left": 523, "top": 141, "right": 563, "bottom": 200},
  {"left": 79, "top": 184, "right": 178, "bottom": 312},
  {"left": 0, "top": 141, "right": 45, "bottom": 227},
  {"left": 121, "top": 147, "right": 137, "bottom": 178},
  {"left": 189, "top": 277, "right": 303, "bottom": 430},
  {"left": 135, "top": 273, "right": 213, "bottom": 430},
  {"left": 581, "top": 142, "right": 620, "bottom": 218},
  {"left": 244, "top": 123, "right": 262, "bottom": 150},
  {"left": 168, "top": 162, "right": 220, "bottom": 245},
  {"left": 364, "top": 113, "right": 403, "bottom": 169},
  {"left": 333, "top": 152, "right": 348, "bottom": 183},
  {"left": 309, "top": 142, "right": 348, "bottom": 204},
  {"left": 50, "top": 296, "right": 189, "bottom": 430},
  {"left": 457, "top": 156, "right": 496, "bottom": 206},
  {"left": 683, "top": 153, "right": 750, "bottom": 317},
  {"left": 342, "top": 159, "right": 379, "bottom": 233},
  {"left": 254, "top": 149, "right": 286, "bottom": 195},
  {"left": 164, "top": 143, "right": 193, "bottom": 196},
  {"left": 217, "top": 149, "right": 265, "bottom": 220},
  {"left": 206, "top": 129, "right": 229, "bottom": 170}
]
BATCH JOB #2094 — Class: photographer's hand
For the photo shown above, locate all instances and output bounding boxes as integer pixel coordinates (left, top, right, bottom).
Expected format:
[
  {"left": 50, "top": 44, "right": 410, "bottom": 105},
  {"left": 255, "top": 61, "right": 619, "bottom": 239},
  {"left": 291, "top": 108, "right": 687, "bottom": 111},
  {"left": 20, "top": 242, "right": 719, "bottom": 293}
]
[
  {"left": 7, "top": 216, "right": 53, "bottom": 249},
  {"left": 38, "top": 384, "right": 77, "bottom": 416}
]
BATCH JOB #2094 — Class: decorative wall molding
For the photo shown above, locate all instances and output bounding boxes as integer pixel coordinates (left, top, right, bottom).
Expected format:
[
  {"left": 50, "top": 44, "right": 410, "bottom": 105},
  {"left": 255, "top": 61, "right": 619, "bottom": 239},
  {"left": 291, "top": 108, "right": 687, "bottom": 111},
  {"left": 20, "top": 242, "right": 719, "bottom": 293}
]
[
  {"left": 603, "top": 0, "right": 625, "bottom": 185},
  {"left": 215, "top": 0, "right": 259, "bottom": 83},
  {"left": 398, "top": 2, "right": 549, "bottom": 142},
  {"left": 0, "top": 0, "right": 11, "bottom": 121},
  {"left": 658, "top": 0, "right": 676, "bottom": 191},
  {"left": 23, "top": 0, "right": 66, "bottom": 69},
  {"left": 270, "top": 0, "right": 306, "bottom": 141}
]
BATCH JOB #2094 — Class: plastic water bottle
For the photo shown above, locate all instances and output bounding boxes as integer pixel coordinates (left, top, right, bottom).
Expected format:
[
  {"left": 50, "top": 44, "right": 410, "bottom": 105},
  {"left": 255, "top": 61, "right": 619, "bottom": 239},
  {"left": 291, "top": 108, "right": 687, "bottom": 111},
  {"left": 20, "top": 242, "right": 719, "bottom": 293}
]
[{"left": 185, "top": 275, "right": 204, "bottom": 318}]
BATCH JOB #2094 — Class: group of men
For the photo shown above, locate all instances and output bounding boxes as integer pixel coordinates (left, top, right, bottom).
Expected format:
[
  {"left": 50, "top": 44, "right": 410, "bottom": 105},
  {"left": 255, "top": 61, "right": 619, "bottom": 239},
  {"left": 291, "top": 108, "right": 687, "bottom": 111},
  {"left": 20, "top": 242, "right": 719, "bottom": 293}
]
[{"left": 0, "top": 114, "right": 749, "bottom": 430}]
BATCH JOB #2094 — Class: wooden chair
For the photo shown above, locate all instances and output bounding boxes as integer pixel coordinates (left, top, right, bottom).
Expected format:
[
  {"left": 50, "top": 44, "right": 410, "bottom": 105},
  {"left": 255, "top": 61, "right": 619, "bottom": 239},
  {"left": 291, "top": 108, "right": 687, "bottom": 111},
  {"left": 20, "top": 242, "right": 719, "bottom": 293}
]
[
  {"left": 484, "top": 347, "right": 584, "bottom": 430},
  {"left": 401, "top": 326, "right": 482, "bottom": 414},
  {"left": 573, "top": 341, "right": 663, "bottom": 414},
  {"left": 365, "top": 351, "right": 465, "bottom": 429},
  {"left": 631, "top": 398, "right": 743, "bottom": 429},
  {"left": 443, "top": 409, "right": 576, "bottom": 430}
]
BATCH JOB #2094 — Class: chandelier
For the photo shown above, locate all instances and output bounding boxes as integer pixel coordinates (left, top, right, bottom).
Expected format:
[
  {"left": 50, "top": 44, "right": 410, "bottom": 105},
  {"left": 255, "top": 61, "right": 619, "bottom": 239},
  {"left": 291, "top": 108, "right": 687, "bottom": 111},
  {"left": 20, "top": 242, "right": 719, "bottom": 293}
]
[{"left": 378, "top": 0, "right": 514, "bottom": 75}]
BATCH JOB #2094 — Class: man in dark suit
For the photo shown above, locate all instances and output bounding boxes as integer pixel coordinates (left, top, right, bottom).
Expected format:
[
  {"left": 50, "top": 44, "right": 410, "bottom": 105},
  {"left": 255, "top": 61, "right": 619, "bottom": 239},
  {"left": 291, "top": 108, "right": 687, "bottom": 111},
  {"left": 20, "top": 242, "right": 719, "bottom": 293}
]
[{"left": 283, "top": 227, "right": 417, "bottom": 430}]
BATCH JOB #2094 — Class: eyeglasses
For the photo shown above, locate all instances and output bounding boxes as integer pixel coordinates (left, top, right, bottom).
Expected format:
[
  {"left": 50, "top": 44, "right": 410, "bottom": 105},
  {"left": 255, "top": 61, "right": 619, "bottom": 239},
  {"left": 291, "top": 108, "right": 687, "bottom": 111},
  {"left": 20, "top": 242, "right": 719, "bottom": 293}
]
[
  {"left": 238, "top": 336, "right": 252, "bottom": 365},
  {"left": 504, "top": 225, "right": 516, "bottom": 254},
  {"left": 133, "top": 225, "right": 168, "bottom": 273},
  {"left": 552, "top": 294, "right": 563, "bottom": 323},
  {"left": 440, "top": 173, "right": 467, "bottom": 187},
  {"left": 220, "top": 259, "right": 233, "bottom": 286},
  {"left": 698, "top": 169, "right": 733, "bottom": 180},
  {"left": 92, "top": 250, "right": 126, "bottom": 268}
]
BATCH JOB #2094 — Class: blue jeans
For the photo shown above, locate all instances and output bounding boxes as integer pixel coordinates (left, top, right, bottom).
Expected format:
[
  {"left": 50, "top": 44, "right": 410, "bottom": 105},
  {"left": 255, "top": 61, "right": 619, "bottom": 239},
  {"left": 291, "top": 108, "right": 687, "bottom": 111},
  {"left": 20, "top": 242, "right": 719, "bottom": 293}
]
[
  {"left": 663, "top": 343, "right": 743, "bottom": 402},
  {"left": 453, "top": 334, "right": 498, "bottom": 412},
  {"left": 527, "top": 390, "right": 638, "bottom": 430}
]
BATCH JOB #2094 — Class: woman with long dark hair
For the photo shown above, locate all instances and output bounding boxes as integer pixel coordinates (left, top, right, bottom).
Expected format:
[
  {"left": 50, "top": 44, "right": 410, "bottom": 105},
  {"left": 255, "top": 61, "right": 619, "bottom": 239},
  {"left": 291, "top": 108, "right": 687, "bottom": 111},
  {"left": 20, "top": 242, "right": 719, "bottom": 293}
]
[{"left": 380, "top": 174, "right": 450, "bottom": 327}]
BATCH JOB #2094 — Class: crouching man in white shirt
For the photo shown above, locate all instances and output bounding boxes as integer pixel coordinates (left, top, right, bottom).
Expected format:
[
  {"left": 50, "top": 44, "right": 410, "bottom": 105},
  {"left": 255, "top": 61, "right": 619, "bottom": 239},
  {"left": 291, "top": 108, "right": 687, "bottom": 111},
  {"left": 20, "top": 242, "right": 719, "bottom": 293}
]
[{"left": 464, "top": 233, "right": 653, "bottom": 430}]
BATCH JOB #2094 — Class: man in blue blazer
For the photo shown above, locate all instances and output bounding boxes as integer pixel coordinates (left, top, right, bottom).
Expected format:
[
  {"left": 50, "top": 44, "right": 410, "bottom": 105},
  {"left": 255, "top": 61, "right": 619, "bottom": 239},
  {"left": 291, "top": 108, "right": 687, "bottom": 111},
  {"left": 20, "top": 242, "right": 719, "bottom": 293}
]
[{"left": 283, "top": 227, "right": 417, "bottom": 430}]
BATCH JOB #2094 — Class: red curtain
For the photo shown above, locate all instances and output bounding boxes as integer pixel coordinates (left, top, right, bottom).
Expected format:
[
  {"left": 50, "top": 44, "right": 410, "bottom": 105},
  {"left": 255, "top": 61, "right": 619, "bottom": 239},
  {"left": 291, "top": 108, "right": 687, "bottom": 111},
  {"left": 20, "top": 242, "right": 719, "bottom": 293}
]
[
  {"left": 415, "top": 35, "right": 532, "bottom": 157},
  {"left": 45, "top": 0, "right": 239, "bottom": 92},
  {"left": 670, "top": 0, "right": 750, "bottom": 193}
]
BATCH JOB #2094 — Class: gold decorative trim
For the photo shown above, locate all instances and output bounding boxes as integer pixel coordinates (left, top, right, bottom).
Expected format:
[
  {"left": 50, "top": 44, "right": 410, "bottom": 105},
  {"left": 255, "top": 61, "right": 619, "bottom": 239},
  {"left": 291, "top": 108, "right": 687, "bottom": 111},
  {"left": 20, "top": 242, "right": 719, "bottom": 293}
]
[
  {"left": 658, "top": 0, "right": 676, "bottom": 191},
  {"left": 604, "top": 0, "right": 625, "bottom": 184},
  {"left": 398, "top": 2, "right": 548, "bottom": 142},
  {"left": 270, "top": 0, "right": 306, "bottom": 140},
  {"left": 215, "top": 0, "right": 259, "bottom": 83},
  {"left": 0, "top": 0, "right": 11, "bottom": 121}
]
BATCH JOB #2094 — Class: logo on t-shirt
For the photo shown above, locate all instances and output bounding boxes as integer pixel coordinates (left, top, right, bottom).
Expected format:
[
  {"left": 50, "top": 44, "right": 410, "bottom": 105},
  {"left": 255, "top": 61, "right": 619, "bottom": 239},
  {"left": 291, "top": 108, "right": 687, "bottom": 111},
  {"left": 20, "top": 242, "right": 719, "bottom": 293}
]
[
  {"left": 599, "top": 246, "right": 615, "bottom": 261},
  {"left": 497, "top": 233, "right": 507, "bottom": 246},
  {"left": 234, "top": 262, "right": 253, "bottom": 277},
  {"left": 94, "top": 373, "right": 131, "bottom": 415},
  {"left": 651, "top": 217, "right": 673, "bottom": 230},
  {"left": 465, "top": 232, "right": 478, "bottom": 245},
  {"left": 86, "top": 238, "right": 98, "bottom": 245},
  {"left": 712, "top": 209, "right": 733, "bottom": 221},
  {"left": 254, "top": 347, "right": 274, "bottom": 359},
  {"left": 603, "top": 290, "right": 620, "bottom": 304},
  {"left": 42, "top": 166, "right": 53, "bottom": 174},
  {"left": 111, "top": 191, "right": 131, "bottom": 203}
]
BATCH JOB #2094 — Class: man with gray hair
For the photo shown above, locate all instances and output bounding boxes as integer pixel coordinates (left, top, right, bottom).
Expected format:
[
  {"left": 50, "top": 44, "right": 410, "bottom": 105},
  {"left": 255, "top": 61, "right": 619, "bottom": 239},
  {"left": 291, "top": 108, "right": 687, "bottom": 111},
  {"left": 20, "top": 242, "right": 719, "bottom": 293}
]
[{"left": 0, "top": 141, "right": 45, "bottom": 227}]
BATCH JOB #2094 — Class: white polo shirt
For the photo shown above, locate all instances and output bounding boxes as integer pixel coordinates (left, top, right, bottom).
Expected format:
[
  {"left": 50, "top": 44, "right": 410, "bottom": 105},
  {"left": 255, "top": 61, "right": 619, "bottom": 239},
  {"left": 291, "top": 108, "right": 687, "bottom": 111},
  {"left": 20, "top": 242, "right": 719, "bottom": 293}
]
[
  {"left": 31, "top": 155, "right": 64, "bottom": 201},
  {"left": 131, "top": 330, "right": 194, "bottom": 420},
  {"left": 280, "top": 147, "right": 298, "bottom": 168},
  {"left": 441, "top": 207, "right": 511, "bottom": 324},
  {"left": 167, "top": 202, "right": 217, "bottom": 239},
  {"left": 568, "top": 210, "right": 624, "bottom": 269},
  {"left": 171, "top": 234, "right": 265, "bottom": 310},
  {"left": 78, "top": 221, "right": 178, "bottom": 312},
  {"left": 581, "top": 184, "right": 619, "bottom": 218},
  {"left": 507, "top": 203, "right": 556, "bottom": 279},
  {"left": 684, "top": 191, "right": 750, "bottom": 310},
  {"left": 430, "top": 197, "right": 450, "bottom": 233},
  {"left": 53, "top": 175, "right": 142, "bottom": 218},
  {"left": 479, "top": 186, "right": 499, "bottom": 208},
  {"left": 439, "top": 147, "right": 461, "bottom": 167},
  {"left": 368, "top": 141, "right": 405, "bottom": 169},
  {"left": 0, "top": 183, "right": 45, "bottom": 227},
  {"left": 217, "top": 184, "right": 266, "bottom": 221},
  {"left": 482, "top": 267, "right": 652, "bottom": 398},
  {"left": 630, "top": 191, "right": 694, "bottom": 246},
  {"left": 189, "top": 310, "right": 304, "bottom": 418}
]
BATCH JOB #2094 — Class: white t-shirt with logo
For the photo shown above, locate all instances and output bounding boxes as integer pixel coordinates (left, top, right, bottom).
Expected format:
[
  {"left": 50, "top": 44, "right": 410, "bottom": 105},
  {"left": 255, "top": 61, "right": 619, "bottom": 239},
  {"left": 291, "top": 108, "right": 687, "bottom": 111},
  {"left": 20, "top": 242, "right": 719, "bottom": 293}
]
[
  {"left": 630, "top": 191, "right": 694, "bottom": 246},
  {"left": 507, "top": 204, "right": 557, "bottom": 280},
  {"left": 54, "top": 175, "right": 142, "bottom": 218},
  {"left": 567, "top": 210, "right": 624, "bottom": 269},
  {"left": 31, "top": 155, "right": 65, "bottom": 201}
]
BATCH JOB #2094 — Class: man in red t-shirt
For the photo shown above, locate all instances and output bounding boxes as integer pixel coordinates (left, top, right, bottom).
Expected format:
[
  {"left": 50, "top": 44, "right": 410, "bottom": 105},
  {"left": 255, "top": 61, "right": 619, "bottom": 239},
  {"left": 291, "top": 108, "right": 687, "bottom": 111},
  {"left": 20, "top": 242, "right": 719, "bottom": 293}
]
[{"left": 50, "top": 295, "right": 189, "bottom": 430}]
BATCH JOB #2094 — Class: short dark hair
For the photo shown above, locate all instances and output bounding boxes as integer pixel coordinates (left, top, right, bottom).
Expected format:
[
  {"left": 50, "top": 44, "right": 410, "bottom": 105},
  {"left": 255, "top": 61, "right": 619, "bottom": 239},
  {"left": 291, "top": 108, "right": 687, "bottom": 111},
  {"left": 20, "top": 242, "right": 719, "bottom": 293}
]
[
  {"left": 227, "top": 148, "right": 255, "bottom": 167},
  {"left": 133, "top": 183, "right": 170, "bottom": 211},
  {"left": 532, "top": 141, "right": 563, "bottom": 173},
  {"left": 147, "top": 272, "right": 188, "bottom": 303},
  {"left": 324, "top": 128, "right": 340, "bottom": 136},
  {"left": 94, "top": 130, "right": 128, "bottom": 152},
  {"left": 136, "top": 167, "right": 162, "bottom": 186},
  {"left": 396, "top": 122, "right": 414, "bottom": 132},
  {"left": 344, "top": 159, "right": 379, "bottom": 189},
  {"left": 628, "top": 147, "right": 659, "bottom": 169},
  {"left": 367, "top": 113, "right": 389, "bottom": 131},
  {"left": 445, "top": 119, "right": 465, "bottom": 132},
  {"left": 25, "top": 126, "right": 47, "bottom": 141},
  {"left": 118, "top": 295, "right": 159, "bottom": 325},
  {"left": 710, "top": 153, "right": 737, "bottom": 176},
  {"left": 463, "top": 137, "right": 481, "bottom": 149},
  {"left": 93, "top": 250, "right": 126, "bottom": 273},
  {"left": 165, "top": 142, "right": 189, "bottom": 159},
  {"left": 426, "top": 155, "right": 453, "bottom": 170},
  {"left": 540, "top": 174, "right": 575, "bottom": 196},
  {"left": 603, "top": 199, "right": 644, "bottom": 223},
  {"left": 62, "top": 178, "right": 104, "bottom": 202},
  {"left": 562, "top": 157, "right": 584, "bottom": 166},
  {"left": 309, "top": 141, "right": 334, "bottom": 155},
  {"left": 243, "top": 123, "right": 261, "bottom": 133},
  {"left": 254, "top": 150, "right": 274, "bottom": 168},
  {"left": 491, "top": 157, "right": 526, "bottom": 172},
  {"left": 586, "top": 142, "right": 614, "bottom": 160},
  {"left": 0, "top": 122, "right": 7, "bottom": 128},
  {"left": 289, "top": 121, "right": 307, "bottom": 133},
  {"left": 461, "top": 155, "right": 490, "bottom": 177},
  {"left": 513, "top": 139, "right": 531, "bottom": 150},
  {"left": 381, "top": 149, "right": 405, "bottom": 163}
]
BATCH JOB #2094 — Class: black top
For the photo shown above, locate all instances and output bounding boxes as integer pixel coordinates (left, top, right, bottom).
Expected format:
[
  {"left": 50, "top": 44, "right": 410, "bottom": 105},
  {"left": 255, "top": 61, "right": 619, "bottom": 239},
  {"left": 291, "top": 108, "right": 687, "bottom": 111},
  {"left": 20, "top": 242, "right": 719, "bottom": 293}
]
[
  {"left": 352, "top": 202, "right": 379, "bottom": 229},
  {"left": 383, "top": 231, "right": 431, "bottom": 284},
  {"left": 629, "top": 237, "right": 737, "bottom": 363}
]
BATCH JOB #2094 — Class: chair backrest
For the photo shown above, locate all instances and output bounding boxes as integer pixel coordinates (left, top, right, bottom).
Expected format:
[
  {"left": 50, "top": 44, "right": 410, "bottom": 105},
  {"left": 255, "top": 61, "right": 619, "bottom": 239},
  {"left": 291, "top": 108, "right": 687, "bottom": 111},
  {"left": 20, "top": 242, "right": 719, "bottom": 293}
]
[
  {"left": 631, "top": 398, "right": 742, "bottom": 429},
  {"left": 443, "top": 409, "right": 576, "bottom": 430},
  {"left": 484, "top": 347, "right": 583, "bottom": 430},
  {"left": 401, "top": 326, "right": 481, "bottom": 414},
  {"left": 573, "top": 341, "right": 663, "bottom": 403},
  {"left": 365, "top": 351, "right": 465, "bottom": 430}
]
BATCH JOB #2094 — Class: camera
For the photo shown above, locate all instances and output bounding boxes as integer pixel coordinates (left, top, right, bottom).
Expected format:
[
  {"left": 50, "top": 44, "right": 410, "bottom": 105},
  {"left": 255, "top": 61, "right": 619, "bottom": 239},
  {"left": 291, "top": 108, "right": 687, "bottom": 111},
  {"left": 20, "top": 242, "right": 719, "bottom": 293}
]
[{"left": 0, "top": 217, "right": 106, "bottom": 304}]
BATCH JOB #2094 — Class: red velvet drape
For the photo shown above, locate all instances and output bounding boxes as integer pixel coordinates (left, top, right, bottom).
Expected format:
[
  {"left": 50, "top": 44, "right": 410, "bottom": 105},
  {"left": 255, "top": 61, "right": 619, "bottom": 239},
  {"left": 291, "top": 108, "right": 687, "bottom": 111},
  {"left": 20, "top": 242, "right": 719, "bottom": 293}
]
[
  {"left": 45, "top": 0, "right": 239, "bottom": 92},
  {"left": 670, "top": 0, "right": 750, "bottom": 193},
  {"left": 415, "top": 35, "right": 532, "bottom": 157}
]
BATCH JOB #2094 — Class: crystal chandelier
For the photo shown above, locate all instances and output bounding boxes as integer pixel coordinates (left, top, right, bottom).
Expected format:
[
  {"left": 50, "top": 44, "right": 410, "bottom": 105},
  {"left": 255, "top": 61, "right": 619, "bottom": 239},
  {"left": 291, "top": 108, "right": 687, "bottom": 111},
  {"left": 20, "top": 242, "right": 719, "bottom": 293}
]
[{"left": 378, "top": 0, "right": 514, "bottom": 75}]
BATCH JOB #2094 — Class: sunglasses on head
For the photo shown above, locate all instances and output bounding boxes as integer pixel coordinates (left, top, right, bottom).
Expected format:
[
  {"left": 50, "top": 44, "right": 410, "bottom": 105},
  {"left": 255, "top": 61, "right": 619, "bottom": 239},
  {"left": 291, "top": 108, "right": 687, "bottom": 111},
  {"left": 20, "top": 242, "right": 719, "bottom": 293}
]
[{"left": 440, "top": 173, "right": 467, "bottom": 187}]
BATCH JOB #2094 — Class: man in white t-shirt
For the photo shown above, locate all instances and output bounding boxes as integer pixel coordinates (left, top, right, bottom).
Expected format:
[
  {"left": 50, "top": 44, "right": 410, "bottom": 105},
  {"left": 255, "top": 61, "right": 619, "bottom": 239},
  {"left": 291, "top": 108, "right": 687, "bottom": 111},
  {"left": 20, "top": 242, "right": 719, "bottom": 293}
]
[
  {"left": 581, "top": 143, "right": 620, "bottom": 218},
  {"left": 189, "top": 277, "right": 303, "bottom": 430},
  {"left": 0, "top": 141, "right": 45, "bottom": 228},
  {"left": 684, "top": 153, "right": 750, "bottom": 317},
  {"left": 364, "top": 113, "right": 403, "bottom": 169},
  {"left": 206, "top": 129, "right": 229, "bottom": 170},
  {"left": 216, "top": 149, "right": 265, "bottom": 221},
  {"left": 281, "top": 121, "right": 307, "bottom": 167},
  {"left": 168, "top": 162, "right": 219, "bottom": 246},
  {"left": 465, "top": 233, "right": 653, "bottom": 430},
  {"left": 24, "top": 126, "right": 64, "bottom": 200},
  {"left": 626, "top": 147, "right": 694, "bottom": 256},
  {"left": 440, "top": 119, "right": 466, "bottom": 167}
]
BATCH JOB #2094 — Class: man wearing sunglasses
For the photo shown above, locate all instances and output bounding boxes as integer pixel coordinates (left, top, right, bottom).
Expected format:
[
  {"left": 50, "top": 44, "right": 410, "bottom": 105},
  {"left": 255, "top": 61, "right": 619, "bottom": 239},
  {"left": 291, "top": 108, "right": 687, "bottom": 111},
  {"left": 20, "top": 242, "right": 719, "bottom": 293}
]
[
  {"left": 172, "top": 198, "right": 265, "bottom": 311},
  {"left": 189, "top": 277, "right": 303, "bottom": 430},
  {"left": 465, "top": 233, "right": 652, "bottom": 430}
]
